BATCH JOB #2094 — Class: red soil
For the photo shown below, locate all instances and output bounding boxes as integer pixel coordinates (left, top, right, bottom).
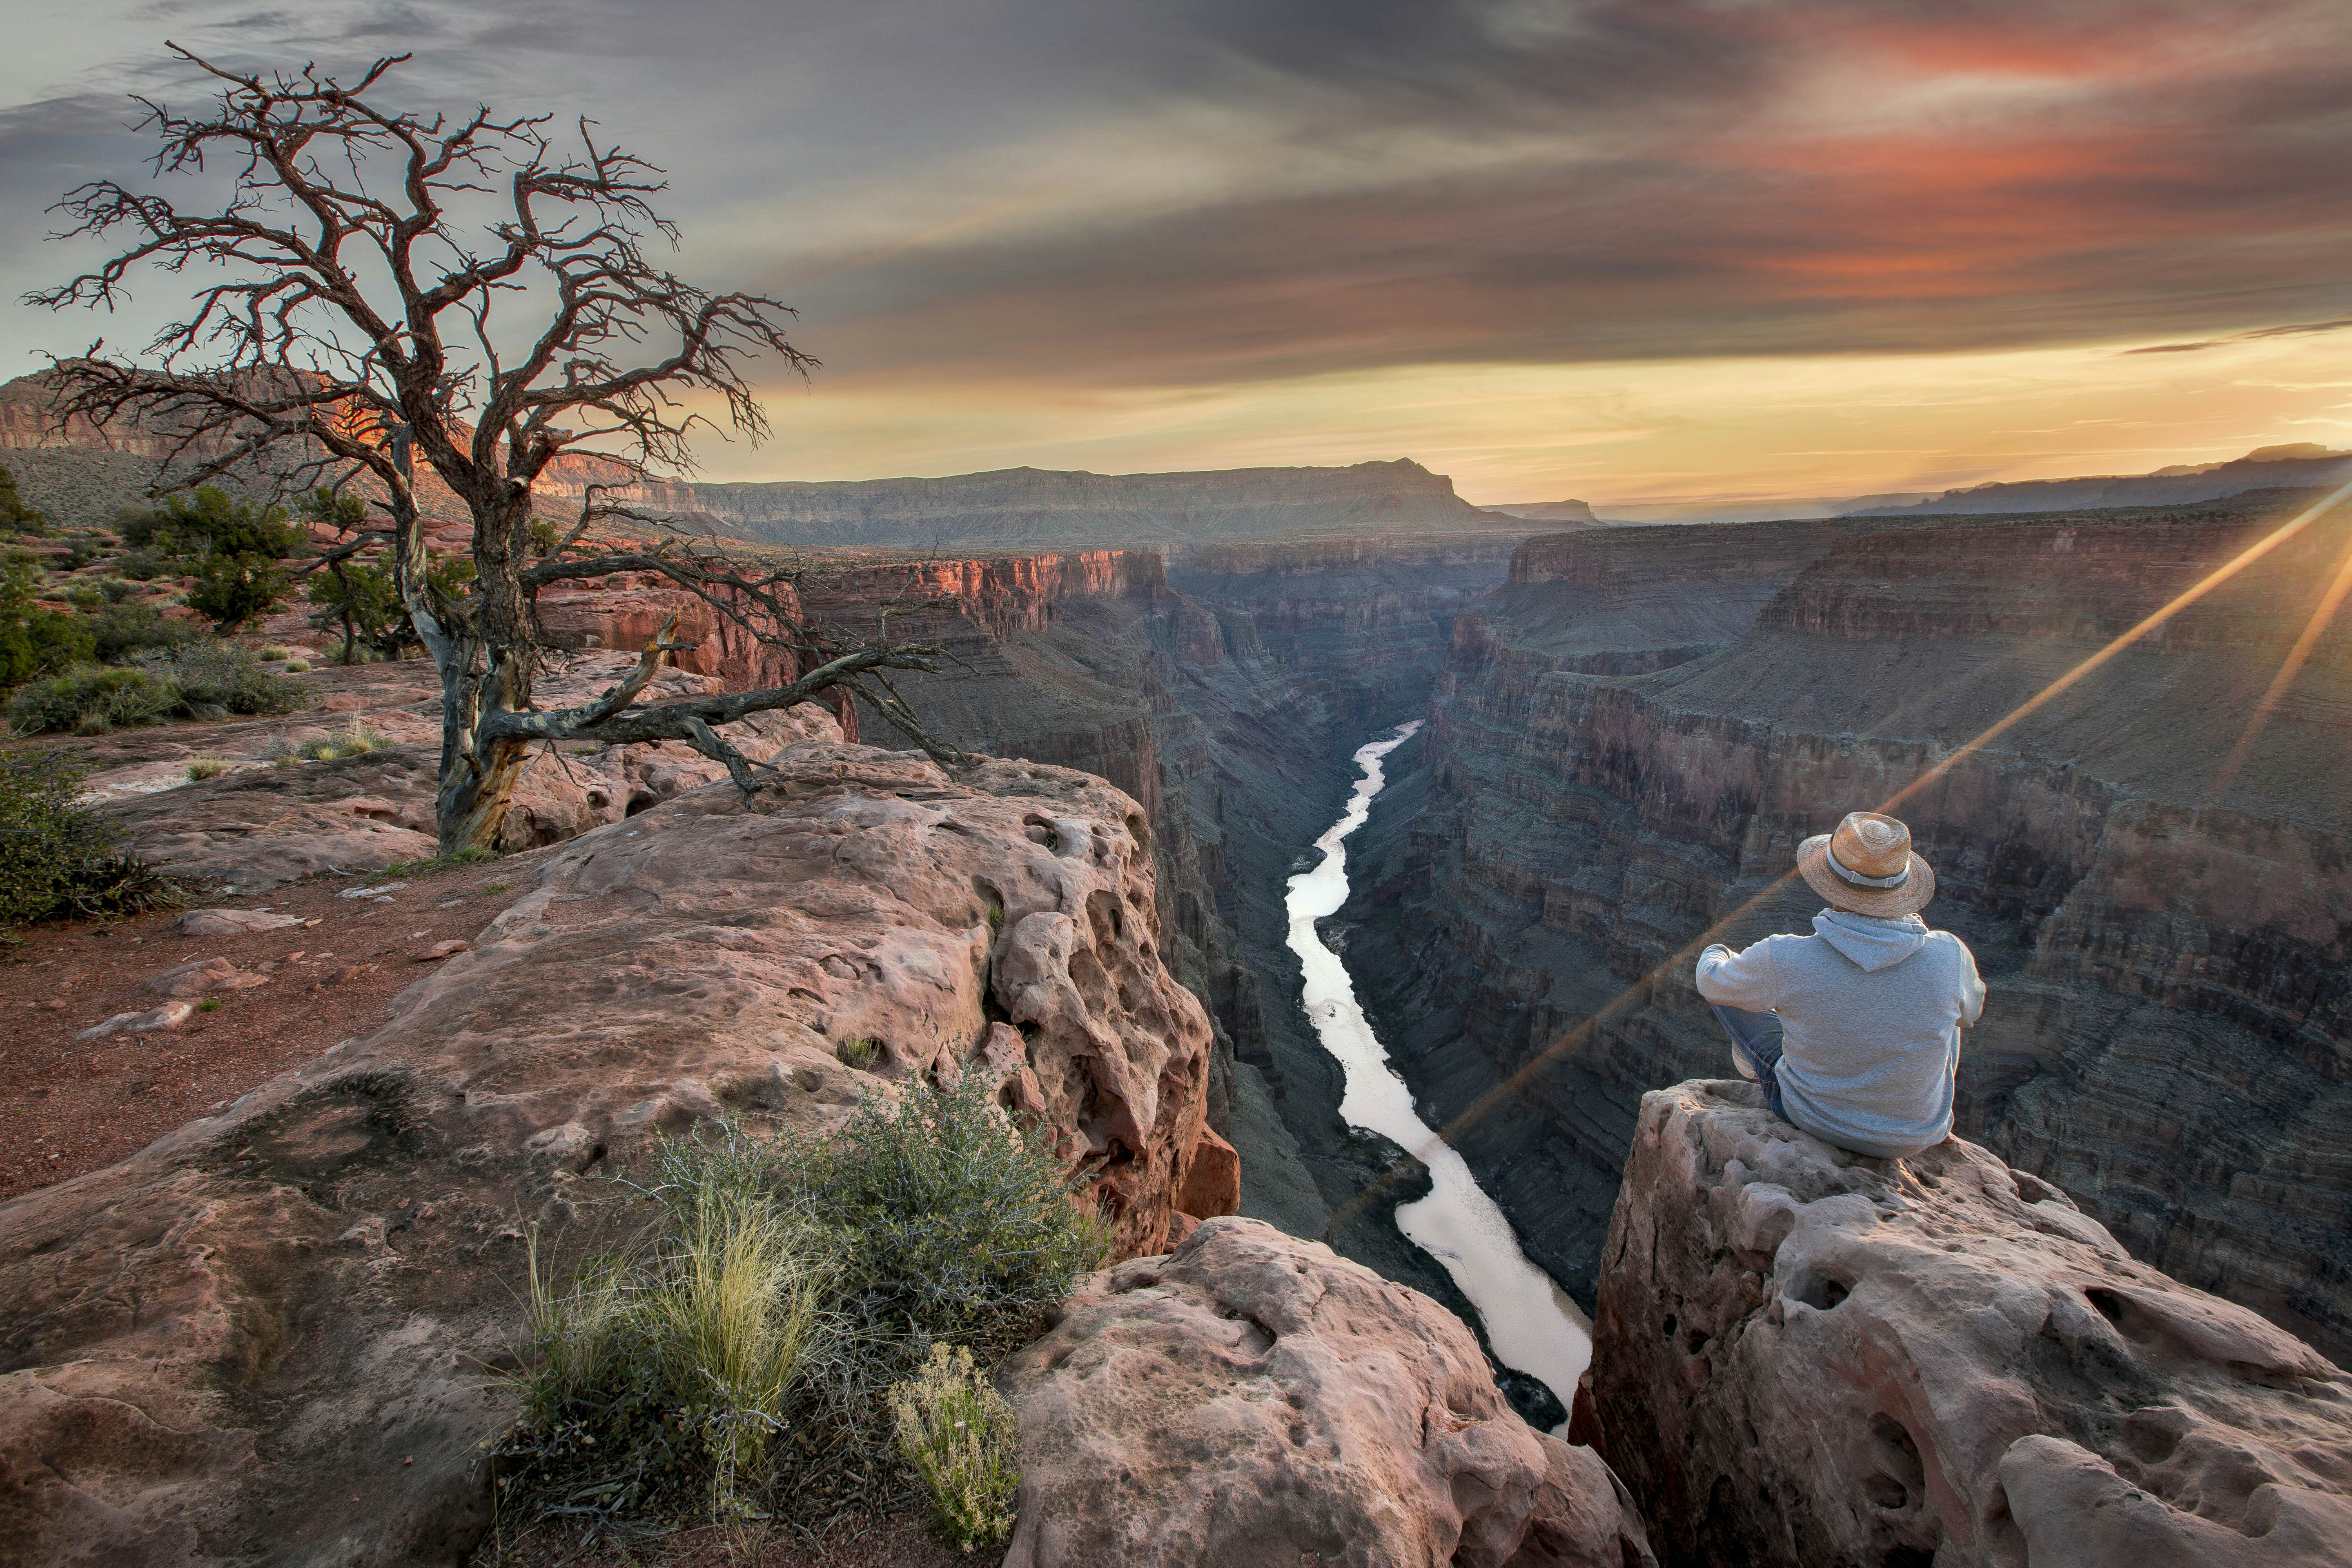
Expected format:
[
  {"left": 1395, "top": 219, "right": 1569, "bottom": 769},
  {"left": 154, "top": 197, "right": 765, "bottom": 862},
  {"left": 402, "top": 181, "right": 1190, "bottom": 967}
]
[{"left": 0, "top": 849, "right": 563, "bottom": 1202}]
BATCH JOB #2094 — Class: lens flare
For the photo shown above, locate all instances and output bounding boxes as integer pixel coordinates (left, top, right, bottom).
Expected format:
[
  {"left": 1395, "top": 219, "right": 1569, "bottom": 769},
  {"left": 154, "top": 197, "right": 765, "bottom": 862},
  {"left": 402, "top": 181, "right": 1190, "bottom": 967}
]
[{"left": 1323, "top": 478, "right": 2352, "bottom": 1241}]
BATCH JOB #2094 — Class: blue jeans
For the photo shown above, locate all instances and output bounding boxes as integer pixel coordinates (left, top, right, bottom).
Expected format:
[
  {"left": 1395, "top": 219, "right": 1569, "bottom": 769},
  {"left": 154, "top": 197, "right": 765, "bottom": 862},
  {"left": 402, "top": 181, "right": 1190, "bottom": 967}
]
[{"left": 1711, "top": 1003, "right": 1790, "bottom": 1123}]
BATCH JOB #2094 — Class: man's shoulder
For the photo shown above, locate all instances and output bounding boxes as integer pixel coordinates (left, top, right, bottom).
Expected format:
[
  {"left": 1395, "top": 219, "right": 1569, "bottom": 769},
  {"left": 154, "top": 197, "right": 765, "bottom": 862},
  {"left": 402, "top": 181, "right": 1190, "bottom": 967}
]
[{"left": 1922, "top": 928, "right": 1979, "bottom": 959}]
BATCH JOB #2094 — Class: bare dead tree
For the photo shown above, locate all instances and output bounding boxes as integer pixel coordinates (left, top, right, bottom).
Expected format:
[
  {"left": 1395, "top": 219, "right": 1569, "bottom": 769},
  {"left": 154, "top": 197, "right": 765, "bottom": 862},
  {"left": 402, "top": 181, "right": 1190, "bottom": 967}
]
[{"left": 29, "top": 46, "right": 961, "bottom": 851}]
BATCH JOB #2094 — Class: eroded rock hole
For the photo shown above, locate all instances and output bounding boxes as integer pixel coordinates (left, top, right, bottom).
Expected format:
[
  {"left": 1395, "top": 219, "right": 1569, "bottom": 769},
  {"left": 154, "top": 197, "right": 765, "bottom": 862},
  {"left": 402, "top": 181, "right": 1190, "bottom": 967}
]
[{"left": 1789, "top": 1270, "right": 1854, "bottom": 1312}]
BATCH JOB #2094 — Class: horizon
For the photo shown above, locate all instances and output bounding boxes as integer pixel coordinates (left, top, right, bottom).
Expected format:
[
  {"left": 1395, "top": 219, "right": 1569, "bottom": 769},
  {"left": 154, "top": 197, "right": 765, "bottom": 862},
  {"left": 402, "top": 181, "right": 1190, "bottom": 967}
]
[{"left": 4, "top": 2, "right": 2349, "bottom": 514}]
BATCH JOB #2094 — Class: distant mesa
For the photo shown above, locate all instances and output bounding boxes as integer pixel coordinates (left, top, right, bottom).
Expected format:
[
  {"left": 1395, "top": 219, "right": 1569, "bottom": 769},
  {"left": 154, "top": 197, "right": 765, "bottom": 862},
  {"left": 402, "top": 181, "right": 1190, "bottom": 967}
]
[
  {"left": 1839, "top": 443, "right": 2352, "bottom": 518},
  {"left": 1479, "top": 498, "right": 1604, "bottom": 524},
  {"left": 0, "top": 367, "right": 1528, "bottom": 548}
]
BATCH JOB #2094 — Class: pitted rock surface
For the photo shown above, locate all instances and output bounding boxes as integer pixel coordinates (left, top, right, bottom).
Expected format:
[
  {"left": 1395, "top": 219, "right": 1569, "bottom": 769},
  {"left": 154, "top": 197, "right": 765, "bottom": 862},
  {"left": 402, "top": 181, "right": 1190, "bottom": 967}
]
[
  {"left": 997, "top": 1216, "right": 1653, "bottom": 1568},
  {"left": 1586, "top": 1081, "right": 2352, "bottom": 1568},
  {"left": 0, "top": 742, "right": 1214, "bottom": 1566}
]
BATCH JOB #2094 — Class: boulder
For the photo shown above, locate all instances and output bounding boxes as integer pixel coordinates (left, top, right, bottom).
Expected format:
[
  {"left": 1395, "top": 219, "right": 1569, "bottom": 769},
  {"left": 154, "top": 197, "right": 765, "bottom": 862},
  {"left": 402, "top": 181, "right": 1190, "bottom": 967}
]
[
  {"left": 997, "top": 1216, "right": 1653, "bottom": 1568},
  {"left": 1173, "top": 1123, "right": 1240, "bottom": 1220},
  {"left": 0, "top": 742, "right": 1213, "bottom": 1565},
  {"left": 1585, "top": 1080, "right": 2352, "bottom": 1568},
  {"left": 143, "top": 956, "right": 273, "bottom": 998},
  {"left": 174, "top": 907, "right": 305, "bottom": 938}
]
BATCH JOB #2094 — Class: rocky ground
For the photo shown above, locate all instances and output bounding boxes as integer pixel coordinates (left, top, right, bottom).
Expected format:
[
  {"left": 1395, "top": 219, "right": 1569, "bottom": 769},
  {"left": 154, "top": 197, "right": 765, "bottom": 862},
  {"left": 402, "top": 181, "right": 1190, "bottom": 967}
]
[
  {"left": 1588, "top": 1081, "right": 2352, "bottom": 1567},
  {"left": 0, "top": 853, "right": 544, "bottom": 1200}
]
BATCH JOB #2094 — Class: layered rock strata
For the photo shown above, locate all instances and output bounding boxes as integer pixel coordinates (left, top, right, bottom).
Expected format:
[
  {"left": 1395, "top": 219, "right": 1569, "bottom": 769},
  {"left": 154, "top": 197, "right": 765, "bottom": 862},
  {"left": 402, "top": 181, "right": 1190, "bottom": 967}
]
[
  {"left": 1000, "top": 1216, "right": 1653, "bottom": 1568},
  {"left": 816, "top": 534, "right": 1525, "bottom": 1316},
  {"left": 530, "top": 455, "right": 1523, "bottom": 549},
  {"left": 0, "top": 742, "right": 1215, "bottom": 1564},
  {"left": 1587, "top": 1082, "right": 2352, "bottom": 1568},
  {"left": 1342, "top": 492, "right": 2352, "bottom": 1359}
]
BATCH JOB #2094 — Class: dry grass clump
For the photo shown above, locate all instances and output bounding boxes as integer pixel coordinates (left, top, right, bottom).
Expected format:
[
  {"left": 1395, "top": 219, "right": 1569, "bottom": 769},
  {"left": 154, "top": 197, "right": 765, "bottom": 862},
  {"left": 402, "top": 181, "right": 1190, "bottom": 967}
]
[
  {"left": 890, "top": 1344, "right": 1019, "bottom": 1552},
  {"left": 295, "top": 719, "right": 392, "bottom": 761},
  {"left": 187, "top": 756, "right": 231, "bottom": 780},
  {"left": 492, "top": 1078, "right": 1105, "bottom": 1550}
]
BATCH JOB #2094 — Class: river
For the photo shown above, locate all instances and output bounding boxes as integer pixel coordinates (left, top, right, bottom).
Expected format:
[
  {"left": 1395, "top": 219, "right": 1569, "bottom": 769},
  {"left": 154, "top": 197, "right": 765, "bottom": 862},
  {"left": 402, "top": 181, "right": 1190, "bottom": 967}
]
[{"left": 1285, "top": 720, "right": 1594, "bottom": 1417}]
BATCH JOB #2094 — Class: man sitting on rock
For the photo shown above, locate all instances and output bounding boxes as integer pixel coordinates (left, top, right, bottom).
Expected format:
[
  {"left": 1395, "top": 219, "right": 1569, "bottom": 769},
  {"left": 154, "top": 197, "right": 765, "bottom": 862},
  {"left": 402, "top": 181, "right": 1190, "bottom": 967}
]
[{"left": 1694, "top": 811, "right": 1984, "bottom": 1160}]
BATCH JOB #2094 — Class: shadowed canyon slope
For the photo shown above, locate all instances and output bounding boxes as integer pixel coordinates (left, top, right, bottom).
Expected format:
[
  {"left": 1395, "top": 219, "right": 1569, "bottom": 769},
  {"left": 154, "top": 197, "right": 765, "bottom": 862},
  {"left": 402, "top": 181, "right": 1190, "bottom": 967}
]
[{"left": 1339, "top": 490, "right": 2352, "bottom": 1361}]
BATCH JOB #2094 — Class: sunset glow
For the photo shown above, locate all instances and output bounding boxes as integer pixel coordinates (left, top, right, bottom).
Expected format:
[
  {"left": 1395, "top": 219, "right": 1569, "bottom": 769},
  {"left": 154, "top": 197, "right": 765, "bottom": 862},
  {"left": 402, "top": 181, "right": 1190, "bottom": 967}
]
[{"left": 2, "top": 0, "right": 2348, "bottom": 512}]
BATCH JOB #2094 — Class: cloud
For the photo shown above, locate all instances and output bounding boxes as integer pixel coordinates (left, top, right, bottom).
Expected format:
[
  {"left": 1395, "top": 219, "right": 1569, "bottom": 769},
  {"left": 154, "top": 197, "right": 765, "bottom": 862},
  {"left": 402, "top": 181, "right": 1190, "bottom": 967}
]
[
  {"left": 2124, "top": 317, "right": 2352, "bottom": 354},
  {"left": 3, "top": 0, "right": 2350, "bottom": 494}
]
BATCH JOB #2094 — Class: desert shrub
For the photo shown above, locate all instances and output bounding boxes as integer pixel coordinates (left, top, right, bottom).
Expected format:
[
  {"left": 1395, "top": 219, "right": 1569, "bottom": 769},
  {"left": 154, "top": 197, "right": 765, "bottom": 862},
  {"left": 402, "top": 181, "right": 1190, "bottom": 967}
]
[
  {"left": 149, "top": 643, "right": 306, "bottom": 719},
  {"left": 188, "top": 550, "right": 291, "bottom": 630},
  {"left": 890, "top": 1344, "right": 1020, "bottom": 1551},
  {"left": 7, "top": 666, "right": 180, "bottom": 735},
  {"left": 835, "top": 1035, "right": 881, "bottom": 1070},
  {"left": 151, "top": 487, "right": 303, "bottom": 561},
  {"left": 112, "top": 547, "right": 172, "bottom": 582},
  {"left": 1, "top": 555, "right": 96, "bottom": 690},
  {"left": 495, "top": 1079, "right": 1102, "bottom": 1540},
  {"left": 508, "top": 1188, "right": 824, "bottom": 1519},
  {"left": 0, "top": 464, "right": 48, "bottom": 537},
  {"left": 88, "top": 600, "right": 202, "bottom": 664},
  {"left": 7, "top": 646, "right": 303, "bottom": 734},
  {"left": 256, "top": 645, "right": 291, "bottom": 661},
  {"left": 0, "top": 748, "right": 178, "bottom": 928},
  {"left": 187, "top": 757, "right": 230, "bottom": 780},
  {"left": 281, "top": 656, "right": 312, "bottom": 672}
]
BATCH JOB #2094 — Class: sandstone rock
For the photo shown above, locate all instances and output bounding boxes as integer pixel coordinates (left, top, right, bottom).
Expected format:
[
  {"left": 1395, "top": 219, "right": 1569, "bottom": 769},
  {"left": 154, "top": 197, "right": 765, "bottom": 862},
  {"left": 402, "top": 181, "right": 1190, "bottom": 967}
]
[
  {"left": 0, "top": 743, "right": 1213, "bottom": 1564},
  {"left": 997, "top": 1216, "right": 1652, "bottom": 1568},
  {"left": 76, "top": 1000, "right": 197, "bottom": 1040},
  {"left": 174, "top": 907, "right": 304, "bottom": 937},
  {"left": 412, "top": 940, "right": 470, "bottom": 962},
  {"left": 1173, "top": 1123, "right": 1240, "bottom": 1219},
  {"left": 143, "top": 956, "right": 273, "bottom": 998},
  {"left": 1586, "top": 1081, "right": 2352, "bottom": 1568}
]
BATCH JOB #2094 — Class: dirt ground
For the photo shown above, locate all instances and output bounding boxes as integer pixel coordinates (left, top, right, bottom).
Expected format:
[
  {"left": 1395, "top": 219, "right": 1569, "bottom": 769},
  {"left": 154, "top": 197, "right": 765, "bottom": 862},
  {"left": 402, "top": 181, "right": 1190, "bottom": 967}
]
[
  {"left": 0, "top": 848, "right": 564, "bottom": 1201},
  {"left": 480, "top": 1508, "right": 1004, "bottom": 1568}
]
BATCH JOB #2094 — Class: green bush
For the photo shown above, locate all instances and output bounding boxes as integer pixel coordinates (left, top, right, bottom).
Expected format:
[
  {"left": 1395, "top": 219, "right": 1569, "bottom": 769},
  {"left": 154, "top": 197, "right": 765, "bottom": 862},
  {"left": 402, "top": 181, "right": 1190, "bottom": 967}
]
[
  {"left": 188, "top": 550, "right": 291, "bottom": 630},
  {"left": 113, "top": 547, "right": 172, "bottom": 582},
  {"left": 0, "top": 748, "right": 177, "bottom": 928},
  {"left": 1, "top": 555, "right": 95, "bottom": 690},
  {"left": 7, "top": 646, "right": 304, "bottom": 734},
  {"left": 88, "top": 601, "right": 201, "bottom": 664},
  {"left": 0, "top": 464, "right": 48, "bottom": 538},
  {"left": 495, "top": 1078, "right": 1104, "bottom": 1538},
  {"left": 890, "top": 1343, "right": 1020, "bottom": 1551},
  {"left": 150, "top": 643, "right": 306, "bottom": 719},
  {"left": 7, "top": 666, "right": 180, "bottom": 735}
]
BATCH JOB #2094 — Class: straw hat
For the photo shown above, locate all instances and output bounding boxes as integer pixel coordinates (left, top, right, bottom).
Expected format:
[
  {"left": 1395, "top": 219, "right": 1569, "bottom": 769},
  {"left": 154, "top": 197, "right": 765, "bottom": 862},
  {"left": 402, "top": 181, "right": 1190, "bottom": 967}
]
[{"left": 1797, "top": 811, "right": 1936, "bottom": 918}]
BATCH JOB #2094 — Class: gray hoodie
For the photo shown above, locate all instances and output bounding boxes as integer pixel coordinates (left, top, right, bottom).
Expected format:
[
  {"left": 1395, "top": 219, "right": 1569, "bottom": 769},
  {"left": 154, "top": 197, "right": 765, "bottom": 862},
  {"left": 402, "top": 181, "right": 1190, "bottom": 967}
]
[{"left": 1695, "top": 910, "right": 1985, "bottom": 1159}]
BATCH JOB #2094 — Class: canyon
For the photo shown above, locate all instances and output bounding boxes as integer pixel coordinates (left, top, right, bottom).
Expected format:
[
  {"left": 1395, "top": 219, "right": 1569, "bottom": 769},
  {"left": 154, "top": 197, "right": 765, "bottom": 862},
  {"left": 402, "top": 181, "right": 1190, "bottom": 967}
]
[
  {"left": 8, "top": 408, "right": 2352, "bottom": 1560},
  {"left": 1336, "top": 487, "right": 2352, "bottom": 1370}
]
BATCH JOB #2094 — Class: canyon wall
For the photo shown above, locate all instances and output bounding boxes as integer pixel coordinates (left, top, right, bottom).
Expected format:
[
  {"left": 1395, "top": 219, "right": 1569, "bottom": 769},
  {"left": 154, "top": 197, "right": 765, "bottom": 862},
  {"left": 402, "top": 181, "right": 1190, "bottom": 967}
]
[
  {"left": 1340, "top": 492, "right": 2352, "bottom": 1361},
  {"left": 791, "top": 531, "right": 1530, "bottom": 1345},
  {"left": 531, "top": 457, "right": 1523, "bottom": 549}
]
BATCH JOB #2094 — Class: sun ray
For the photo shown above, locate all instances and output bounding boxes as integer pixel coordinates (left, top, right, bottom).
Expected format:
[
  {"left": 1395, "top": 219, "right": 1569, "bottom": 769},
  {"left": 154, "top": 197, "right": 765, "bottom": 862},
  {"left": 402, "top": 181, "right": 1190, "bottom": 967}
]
[
  {"left": 1323, "top": 477, "right": 2352, "bottom": 1241},
  {"left": 2202, "top": 526, "right": 2352, "bottom": 807}
]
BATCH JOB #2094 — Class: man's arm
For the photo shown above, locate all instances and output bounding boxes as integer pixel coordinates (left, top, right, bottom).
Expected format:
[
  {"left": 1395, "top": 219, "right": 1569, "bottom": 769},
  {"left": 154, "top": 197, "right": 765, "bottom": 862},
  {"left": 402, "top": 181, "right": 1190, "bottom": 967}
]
[
  {"left": 1953, "top": 938, "right": 1986, "bottom": 1027},
  {"left": 1695, "top": 939, "right": 1780, "bottom": 1011}
]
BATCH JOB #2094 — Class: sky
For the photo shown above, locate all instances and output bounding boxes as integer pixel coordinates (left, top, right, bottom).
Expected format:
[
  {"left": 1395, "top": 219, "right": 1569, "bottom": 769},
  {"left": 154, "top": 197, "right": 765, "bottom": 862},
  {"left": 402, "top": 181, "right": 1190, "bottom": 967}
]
[{"left": 2, "top": 0, "right": 2349, "bottom": 514}]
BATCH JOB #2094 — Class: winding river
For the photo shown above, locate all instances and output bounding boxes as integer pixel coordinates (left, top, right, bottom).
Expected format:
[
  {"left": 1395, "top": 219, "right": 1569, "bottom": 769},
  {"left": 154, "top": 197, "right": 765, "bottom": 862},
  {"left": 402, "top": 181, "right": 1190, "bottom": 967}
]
[{"left": 1286, "top": 721, "right": 1593, "bottom": 1416}]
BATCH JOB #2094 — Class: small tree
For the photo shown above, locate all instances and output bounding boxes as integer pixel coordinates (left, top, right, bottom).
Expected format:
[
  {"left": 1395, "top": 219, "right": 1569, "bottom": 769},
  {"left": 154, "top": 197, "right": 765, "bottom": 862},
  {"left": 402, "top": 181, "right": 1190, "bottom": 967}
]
[
  {"left": 0, "top": 464, "right": 48, "bottom": 538},
  {"left": 32, "top": 47, "right": 955, "bottom": 851}
]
